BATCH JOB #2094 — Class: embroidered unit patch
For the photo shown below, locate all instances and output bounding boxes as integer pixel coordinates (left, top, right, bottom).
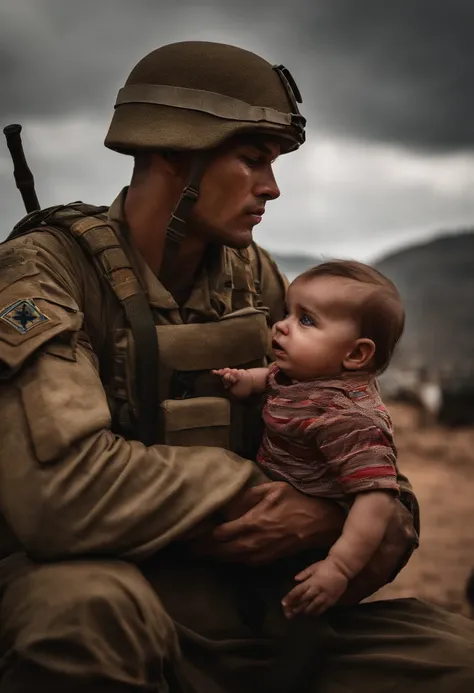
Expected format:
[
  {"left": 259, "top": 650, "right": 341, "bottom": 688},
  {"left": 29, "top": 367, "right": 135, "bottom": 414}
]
[{"left": 0, "top": 299, "right": 49, "bottom": 335}]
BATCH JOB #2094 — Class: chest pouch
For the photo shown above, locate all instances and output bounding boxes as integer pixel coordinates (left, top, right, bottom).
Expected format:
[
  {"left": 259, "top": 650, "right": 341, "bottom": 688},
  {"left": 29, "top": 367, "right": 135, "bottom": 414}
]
[{"left": 110, "top": 307, "right": 269, "bottom": 453}]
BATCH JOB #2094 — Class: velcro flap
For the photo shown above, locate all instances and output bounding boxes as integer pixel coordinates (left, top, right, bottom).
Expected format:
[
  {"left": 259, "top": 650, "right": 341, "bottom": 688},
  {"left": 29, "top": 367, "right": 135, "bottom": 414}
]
[
  {"left": 162, "top": 396, "right": 230, "bottom": 432},
  {"left": 156, "top": 310, "right": 269, "bottom": 371}
]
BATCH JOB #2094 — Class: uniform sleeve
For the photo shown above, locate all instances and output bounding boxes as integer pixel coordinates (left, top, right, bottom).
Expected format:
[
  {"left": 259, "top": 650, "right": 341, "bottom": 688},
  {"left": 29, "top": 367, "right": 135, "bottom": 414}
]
[
  {"left": 315, "top": 411, "right": 400, "bottom": 496},
  {"left": 0, "top": 239, "right": 256, "bottom": 562},
  {"left": 397, "top": 471, "right": 420, "bottom": 539}
]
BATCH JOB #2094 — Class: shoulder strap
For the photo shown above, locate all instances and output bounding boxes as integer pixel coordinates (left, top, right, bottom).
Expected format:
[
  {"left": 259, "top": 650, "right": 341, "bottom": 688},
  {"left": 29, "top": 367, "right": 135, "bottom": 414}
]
[
  {"left": 247, "top": 242, "right": 288, "bottom": 325},
  {"left": 247, "top": 240, "right": 263, "bottom": 294},
  {"left": 7, "top": 204, "right": 161, "bottom": 446}
]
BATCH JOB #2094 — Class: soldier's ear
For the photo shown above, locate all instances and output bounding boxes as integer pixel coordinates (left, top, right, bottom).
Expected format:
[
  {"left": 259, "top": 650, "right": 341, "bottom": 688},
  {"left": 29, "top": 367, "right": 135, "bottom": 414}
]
[
  {"left": 343, "top": 338, "right": 375, "bottom": 371},
  {"left": 161, "top": 150, "right": 191, "bottom": 178}
]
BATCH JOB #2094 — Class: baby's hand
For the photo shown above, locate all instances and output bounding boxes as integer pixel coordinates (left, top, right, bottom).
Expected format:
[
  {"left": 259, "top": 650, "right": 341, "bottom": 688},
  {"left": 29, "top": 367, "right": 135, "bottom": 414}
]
[
  {"left": 212, "top": 368, "right": 254, "bottom": 398},
  {"left": 281, "top": 558, "right": 349, "bottom": 618}
]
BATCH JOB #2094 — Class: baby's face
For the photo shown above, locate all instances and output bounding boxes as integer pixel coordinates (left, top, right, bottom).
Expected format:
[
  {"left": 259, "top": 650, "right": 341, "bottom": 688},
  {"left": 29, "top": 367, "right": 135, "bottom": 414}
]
[{"left": 271, "top": 275, "right": 361, "bottom": 381}]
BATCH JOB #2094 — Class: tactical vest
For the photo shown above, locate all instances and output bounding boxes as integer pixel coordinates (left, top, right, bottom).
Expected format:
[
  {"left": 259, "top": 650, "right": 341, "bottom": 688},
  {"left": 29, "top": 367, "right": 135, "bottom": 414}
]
[{"left": 7, "top": 203, "right": 271, "bottom": 460}]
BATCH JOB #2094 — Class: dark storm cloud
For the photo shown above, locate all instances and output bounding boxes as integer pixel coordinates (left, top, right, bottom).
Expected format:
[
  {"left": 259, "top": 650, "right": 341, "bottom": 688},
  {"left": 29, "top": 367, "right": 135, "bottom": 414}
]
[
  {"left": 301, "top": 0, "right": 474, "bottom": 151},
  {"left": 2, "top": 0, "right": 474, "bottom": 152},
  {"left": 0, "top": 0, "right": 278, "bottom": 121},
  {"left": 0, "top": 0, "right": 180, "bottom": 120}
]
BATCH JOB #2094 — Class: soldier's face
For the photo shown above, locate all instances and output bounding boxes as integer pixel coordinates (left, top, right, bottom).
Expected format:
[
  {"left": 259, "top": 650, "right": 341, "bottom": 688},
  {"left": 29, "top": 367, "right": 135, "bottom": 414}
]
[{"left": 189, "top": 136, "right": 282, "bottom": 248}]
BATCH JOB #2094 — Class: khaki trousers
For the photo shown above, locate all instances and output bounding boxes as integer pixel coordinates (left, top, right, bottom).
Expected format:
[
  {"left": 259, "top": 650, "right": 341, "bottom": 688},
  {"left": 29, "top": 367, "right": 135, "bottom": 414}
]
[{"left": 0, "top": 552, "right": 473, "bottom": 693}]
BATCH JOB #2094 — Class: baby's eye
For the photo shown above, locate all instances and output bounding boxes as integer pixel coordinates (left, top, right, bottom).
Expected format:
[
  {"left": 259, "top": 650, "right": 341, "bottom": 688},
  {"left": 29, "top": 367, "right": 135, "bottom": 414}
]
[{"left": 300, "top": 313, "right": 314, "bottom": 326}]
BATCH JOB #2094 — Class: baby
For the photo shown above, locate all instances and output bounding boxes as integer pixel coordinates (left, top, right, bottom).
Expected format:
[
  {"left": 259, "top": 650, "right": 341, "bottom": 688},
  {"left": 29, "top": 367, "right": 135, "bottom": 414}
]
[{"left": 214, "top": 260, "right": 405, "bottom": 619}]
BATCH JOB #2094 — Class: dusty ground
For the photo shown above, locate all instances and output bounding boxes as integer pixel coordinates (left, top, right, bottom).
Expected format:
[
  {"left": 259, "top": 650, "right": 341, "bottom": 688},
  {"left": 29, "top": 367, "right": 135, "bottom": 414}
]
[{"left": 368, "top": 403, "right": 474, "bottom": 617}]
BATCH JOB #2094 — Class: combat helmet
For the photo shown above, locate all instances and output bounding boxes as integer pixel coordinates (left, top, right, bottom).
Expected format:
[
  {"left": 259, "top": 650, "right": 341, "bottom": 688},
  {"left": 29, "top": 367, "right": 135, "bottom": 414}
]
[
  {"left": 105, "top": 41, "right": 306, "bottom": 268},
  {"left": 106, "top": 41, "right": 305, "bottom": 155}
]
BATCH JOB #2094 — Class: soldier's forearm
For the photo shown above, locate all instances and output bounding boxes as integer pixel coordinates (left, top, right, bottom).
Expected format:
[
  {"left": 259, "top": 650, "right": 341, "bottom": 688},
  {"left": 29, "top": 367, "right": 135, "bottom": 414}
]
[
  {"left": 2, "top": 430, "right": 255, "bottom": 563},
  {"left": 397, "top": 471, "right": 421, "bottom": 541},
  {"left": 0, "top": 347, "right": 255, "bottom": 562}
]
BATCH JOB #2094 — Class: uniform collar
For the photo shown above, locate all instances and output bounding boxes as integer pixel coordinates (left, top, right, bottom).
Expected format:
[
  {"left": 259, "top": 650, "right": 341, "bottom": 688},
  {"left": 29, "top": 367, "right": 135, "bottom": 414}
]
[{"left": 107, "top": 188, "right": 234, "bottom": 318}]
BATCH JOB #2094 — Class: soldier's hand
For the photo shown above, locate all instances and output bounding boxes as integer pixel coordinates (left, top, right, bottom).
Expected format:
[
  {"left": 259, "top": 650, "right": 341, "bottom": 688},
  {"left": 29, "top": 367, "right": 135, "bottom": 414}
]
[
  {"left": 338, "top": 500, "right": 417, "bottom": 604},
  {"left": 189, "top": 481, "right": 345, "bottom": 566}
]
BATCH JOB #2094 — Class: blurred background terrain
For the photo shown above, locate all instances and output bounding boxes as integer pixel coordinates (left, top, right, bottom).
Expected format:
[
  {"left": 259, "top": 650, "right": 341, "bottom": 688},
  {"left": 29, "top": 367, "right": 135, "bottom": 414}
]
[{"left": 369, "top": 402, "right": 474, "bottom": 616}]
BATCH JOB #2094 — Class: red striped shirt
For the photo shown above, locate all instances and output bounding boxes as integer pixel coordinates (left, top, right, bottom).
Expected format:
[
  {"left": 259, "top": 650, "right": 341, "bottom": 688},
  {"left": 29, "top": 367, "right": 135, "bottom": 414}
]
[{"left": 256, "top": 365, "right": 399, "bottom": 498}]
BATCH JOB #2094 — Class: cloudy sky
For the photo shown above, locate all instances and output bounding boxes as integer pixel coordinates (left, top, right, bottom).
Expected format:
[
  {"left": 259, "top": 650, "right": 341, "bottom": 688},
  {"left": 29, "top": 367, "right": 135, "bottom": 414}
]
[{"left": 2, "top": 0, "right": 474, "bottom": 262}]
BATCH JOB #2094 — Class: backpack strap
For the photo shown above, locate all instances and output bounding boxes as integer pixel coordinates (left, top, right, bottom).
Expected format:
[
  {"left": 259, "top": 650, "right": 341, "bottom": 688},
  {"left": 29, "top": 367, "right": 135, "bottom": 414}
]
[
  {"left": 248, "top": 240, "right": 263, "bottom": 295},
  {"left": 68, "top": 211, "right": 161, "bottom": 446},
  {"left": 6, "top": 204, "right": 161, "bottom": 446},
  {"left": 247, "top": 241, "right": 288, "bottom": 326}
]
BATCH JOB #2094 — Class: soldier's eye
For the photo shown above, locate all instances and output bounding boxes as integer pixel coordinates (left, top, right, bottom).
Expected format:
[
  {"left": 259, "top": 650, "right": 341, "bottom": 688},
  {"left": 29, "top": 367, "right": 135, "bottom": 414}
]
[{"left": 242, "top": 156, "right": 260, "bottom": 167}]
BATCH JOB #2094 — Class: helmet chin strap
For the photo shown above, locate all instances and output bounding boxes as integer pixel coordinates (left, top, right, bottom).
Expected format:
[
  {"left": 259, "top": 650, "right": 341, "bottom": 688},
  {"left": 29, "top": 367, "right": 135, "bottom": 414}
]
[{"left": 158, "top": 153, "right": 208, "bottom": 281}]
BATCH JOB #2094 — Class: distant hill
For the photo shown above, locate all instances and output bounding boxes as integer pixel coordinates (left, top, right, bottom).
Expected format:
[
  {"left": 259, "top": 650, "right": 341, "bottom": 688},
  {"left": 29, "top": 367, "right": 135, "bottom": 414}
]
[{"left": 375, "top": 231, "right": 474, "bottom": 377}]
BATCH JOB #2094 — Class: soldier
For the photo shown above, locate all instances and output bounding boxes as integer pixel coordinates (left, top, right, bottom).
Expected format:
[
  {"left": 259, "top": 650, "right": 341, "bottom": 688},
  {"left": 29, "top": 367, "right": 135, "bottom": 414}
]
[{"left": 0, "top": 41, "right": 472, "bottom": 693}]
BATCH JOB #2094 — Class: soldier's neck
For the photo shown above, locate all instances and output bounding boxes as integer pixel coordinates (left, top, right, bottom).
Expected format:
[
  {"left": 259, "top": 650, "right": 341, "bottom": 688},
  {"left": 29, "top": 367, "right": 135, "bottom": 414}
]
[
  {"left": 160, "top": 235, "right": 208, "bottom": 305},
  {"left": 124, "top": 185, "right": 174, "bottom": 274},
  {"left": 124, "top": 185, "right": 208, "bottom": 303}
]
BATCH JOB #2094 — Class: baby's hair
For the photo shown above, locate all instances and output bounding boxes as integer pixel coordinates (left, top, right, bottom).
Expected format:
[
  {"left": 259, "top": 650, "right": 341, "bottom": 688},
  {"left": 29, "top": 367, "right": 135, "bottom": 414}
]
[{"left": 295, "top": 260, "right": 405, "bottom": 374}]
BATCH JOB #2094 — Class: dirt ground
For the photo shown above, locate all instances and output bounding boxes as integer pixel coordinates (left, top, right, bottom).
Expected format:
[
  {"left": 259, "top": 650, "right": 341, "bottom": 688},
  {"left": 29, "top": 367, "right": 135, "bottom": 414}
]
[{"left": 367, "top": 403, "right": 474, "bottom": 617}]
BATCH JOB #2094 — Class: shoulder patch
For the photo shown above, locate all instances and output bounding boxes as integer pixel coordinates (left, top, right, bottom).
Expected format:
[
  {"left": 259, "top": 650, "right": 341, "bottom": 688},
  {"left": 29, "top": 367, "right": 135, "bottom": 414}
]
[{"left": 0, "top": 299, "right": 49, "bottom": 335}]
